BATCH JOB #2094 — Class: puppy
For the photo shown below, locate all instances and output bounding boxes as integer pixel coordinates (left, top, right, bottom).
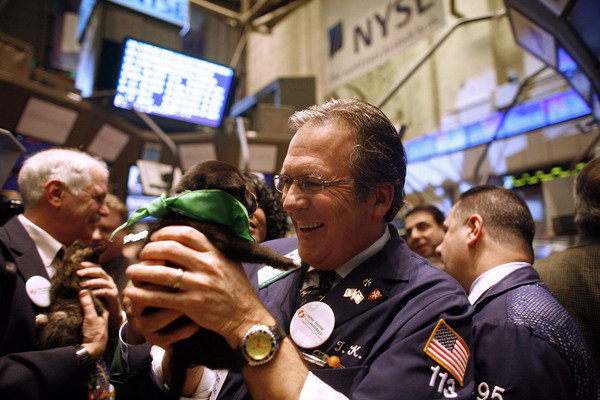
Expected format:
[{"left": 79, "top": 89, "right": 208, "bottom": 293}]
[
  {"left": 145, "top": 160, "right": 298, "bottom": 400},
  {"left": 35, "top": 240, "right": 106, "bottom": 349}
]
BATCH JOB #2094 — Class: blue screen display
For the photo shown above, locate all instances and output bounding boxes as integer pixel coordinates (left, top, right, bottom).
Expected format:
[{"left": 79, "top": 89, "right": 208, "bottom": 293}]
[
  {"left": 107, "top": 0, "right": 188, "bottom": 27},
  {"left": 405, "top": 90, "right": 591, "bottom": 163},
  {"left": 113, "top": 38, "right": 235, "bottom": 128}
]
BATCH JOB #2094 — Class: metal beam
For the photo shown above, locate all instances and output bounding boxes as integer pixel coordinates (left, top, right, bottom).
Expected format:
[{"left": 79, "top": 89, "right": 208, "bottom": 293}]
[
  {"left": 374, "top": 9, "right": 506, "bottom": 109},
  {"left": 239, "top": 0, "right": 272, "bottom": 25},
  {"left": 189, "top": 0, "right": 241, "bottom": 24},
  {"left": 251, "top": 0, "right": 311, "bottom": 29}
]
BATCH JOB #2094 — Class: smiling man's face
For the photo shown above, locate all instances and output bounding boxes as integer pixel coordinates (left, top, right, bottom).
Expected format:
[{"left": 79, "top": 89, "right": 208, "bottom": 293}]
[{"left": 280, "top": 121, "right": 380, "bottom": 270}]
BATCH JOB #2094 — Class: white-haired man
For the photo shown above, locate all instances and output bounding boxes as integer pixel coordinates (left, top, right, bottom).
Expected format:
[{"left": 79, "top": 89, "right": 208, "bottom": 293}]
[{"left": 0, "top": 148, "right": 121, "bottom": 399}]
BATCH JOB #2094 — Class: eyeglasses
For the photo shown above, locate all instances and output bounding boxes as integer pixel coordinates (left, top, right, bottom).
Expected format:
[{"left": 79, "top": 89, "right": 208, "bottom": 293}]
[
  {"left": 246, "top": 190, "right": 258, "bottom": 215},
  {"left": 273, "top": 174, "right": 356, "bottom": 194}
]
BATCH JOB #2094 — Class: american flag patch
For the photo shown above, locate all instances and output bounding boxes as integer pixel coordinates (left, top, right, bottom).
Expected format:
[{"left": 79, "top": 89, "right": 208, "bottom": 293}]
[{"left": 423, "top": 319, "right": 470, "bottom": 386}]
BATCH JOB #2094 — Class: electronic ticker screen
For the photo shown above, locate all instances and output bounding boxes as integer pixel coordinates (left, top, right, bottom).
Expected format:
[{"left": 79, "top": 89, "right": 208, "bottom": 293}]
[{"left": 113, "top": 38, "right": 235, "bottom": 128}]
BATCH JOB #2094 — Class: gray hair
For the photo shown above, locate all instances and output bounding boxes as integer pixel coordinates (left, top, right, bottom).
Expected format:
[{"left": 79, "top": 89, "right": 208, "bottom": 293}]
[
  {"left": 18, "top": 148, "right": 108, "bottom": 209},
  {"left": 574, "top": 157, "right": 600, "bottom": 234},
  {"left": 289, "top": 98, "right": 406, "bottom": 221}
]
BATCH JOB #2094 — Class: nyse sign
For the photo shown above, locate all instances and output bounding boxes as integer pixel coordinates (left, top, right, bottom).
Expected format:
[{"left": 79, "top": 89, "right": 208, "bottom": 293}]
[
  {"left": 323, "top": 0, "right": 444, "bottom": 92},
  {"left": 107, "top": 0, "right": 188, "bottom": 27}
]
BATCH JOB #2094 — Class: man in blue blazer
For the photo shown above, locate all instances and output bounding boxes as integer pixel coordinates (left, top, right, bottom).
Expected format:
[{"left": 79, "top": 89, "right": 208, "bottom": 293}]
[
  {"left": 437, "top": 185, "right": 599, "bottom": 400},
  {"left": 118, "top": 99, "right": 475, "bottom": 399},
  {"left": 0, "top": 148, "right": 121, "bottom": 399}
]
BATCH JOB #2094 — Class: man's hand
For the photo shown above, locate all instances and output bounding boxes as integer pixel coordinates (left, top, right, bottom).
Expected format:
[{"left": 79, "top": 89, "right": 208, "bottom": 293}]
[
  {"left": 125, "top": 226, "right": 271, "bottom": 348},
  {"left": 123, "top": 225, "right": 310, "bottom": 400},
  {"left": 78, "top": 262, "right": 123, "bottom": 332},
  {"left": 79, "top": 290, "right": 109, "bottom": 360}
]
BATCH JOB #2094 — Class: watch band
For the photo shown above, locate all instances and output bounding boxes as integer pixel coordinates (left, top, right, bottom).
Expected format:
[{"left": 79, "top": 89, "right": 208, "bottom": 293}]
[
  {"left": 236, "top": 323, "right": 286, "bottom": 367},
  {"left": 74, "top": 345, "right": 96, "bottom": 374}
]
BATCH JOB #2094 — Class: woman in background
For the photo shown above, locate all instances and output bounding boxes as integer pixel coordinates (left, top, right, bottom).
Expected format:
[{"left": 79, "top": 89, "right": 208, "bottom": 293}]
[{"left": 243, "top": 172, "right": 290, "bottom": 242}]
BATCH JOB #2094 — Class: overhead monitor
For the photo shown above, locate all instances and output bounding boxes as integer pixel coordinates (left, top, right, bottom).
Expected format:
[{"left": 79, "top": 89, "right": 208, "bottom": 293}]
[
  {"left": 135, "top": 159, "right": 182, "bottom": 196},
  {"left": 0, "top": 129, "right": 26, "bottom": 189},
  {"left": 107, "top": 0, "right": 188, "bottom": 27},
  {"left": 504, "top": 0, "right": 600, "bottom": 122},
  {"left": 557, "top": 47, "right": 592, "bottom": 102},
  {"left": 566, "top": 0, "right": 600, "bottom": 62},
  {"left": 76, "top": 0, "right": 100, "bottom": 42},
  {"left": 113, "top": 38, "right": 236, "bottom": 128}
]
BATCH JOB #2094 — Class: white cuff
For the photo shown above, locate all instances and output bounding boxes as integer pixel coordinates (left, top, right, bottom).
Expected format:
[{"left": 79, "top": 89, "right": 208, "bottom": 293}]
[
  {"left": 299, "top": 372, "right": 348, "bottom": 400},
  {"left": 150, "top": 346, "right": 228, "bottom": 400}
]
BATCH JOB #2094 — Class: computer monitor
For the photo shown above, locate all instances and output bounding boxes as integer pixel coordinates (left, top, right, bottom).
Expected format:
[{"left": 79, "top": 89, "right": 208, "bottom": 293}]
[{"left": 113, "top": 38, "right": 236, "bottom": 128}]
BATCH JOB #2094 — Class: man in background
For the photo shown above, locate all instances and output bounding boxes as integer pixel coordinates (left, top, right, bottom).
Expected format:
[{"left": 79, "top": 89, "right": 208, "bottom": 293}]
[
  {"left": 87, "top": 193, "right": 133, "bottom": 298},
  {"left": 535, "top": 156, "right": 600, "bottom": 367},
  {"left": 404, "top": 205, "right": 445, "bottom": 269},
  {"left": 437, "top": 184, "right": 598, "bottom": 399}
]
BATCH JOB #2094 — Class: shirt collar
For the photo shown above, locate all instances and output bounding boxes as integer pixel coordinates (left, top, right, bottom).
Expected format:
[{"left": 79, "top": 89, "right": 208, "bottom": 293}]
[
  {"left": 305, "top": 228, "right": 391, "bottom": 283},
  {"left": 18, "top": 214, "right": 64, "bottom": 278},
  {"left": 468, "top": 261, "right": 531, "bottom": 304}
]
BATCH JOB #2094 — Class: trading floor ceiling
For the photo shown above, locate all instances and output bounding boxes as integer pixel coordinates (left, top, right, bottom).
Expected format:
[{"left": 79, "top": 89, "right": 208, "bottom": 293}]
[{"left": 190, "top": 0, "right": 310, "bottom": 30}]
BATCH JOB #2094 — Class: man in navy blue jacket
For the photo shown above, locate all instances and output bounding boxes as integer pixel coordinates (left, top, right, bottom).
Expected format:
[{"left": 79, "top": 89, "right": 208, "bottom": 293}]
[
  {"left": 118, "top": 98, "right": 475, "bottom": 399},
  {"left": 437, "top": 184, "right": 599, "bottom": 400}
]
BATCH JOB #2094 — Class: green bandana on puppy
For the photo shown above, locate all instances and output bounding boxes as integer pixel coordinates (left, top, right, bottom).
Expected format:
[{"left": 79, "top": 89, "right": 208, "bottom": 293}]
[{"left": 110, "top": 189, "right": 255, "bottom": 242}]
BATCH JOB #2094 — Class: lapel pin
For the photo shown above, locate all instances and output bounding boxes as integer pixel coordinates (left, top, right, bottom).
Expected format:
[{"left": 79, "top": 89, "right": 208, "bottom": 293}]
[
  {"left": 344, "top": 288, "right": 364, "bottom": 304},
  {"left": 368, "top": 289, "right": 383, "bottom": 300}
]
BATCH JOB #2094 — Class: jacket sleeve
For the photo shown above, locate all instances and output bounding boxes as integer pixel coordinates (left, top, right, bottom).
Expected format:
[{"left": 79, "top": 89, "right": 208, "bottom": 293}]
[
  {"left": 472, "top": 320, "right": 572, "bottom": 399},
  {"left": 0, "top": 346, "right": 87, "bottom": 400},
  {"left": 313, "top": 292, "right": 475, "bottom": 400}
]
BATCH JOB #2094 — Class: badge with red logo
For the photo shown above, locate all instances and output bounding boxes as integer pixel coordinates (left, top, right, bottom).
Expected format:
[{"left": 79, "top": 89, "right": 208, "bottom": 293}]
[{"left": 368, "top": 289, "right": 383, "bottom": 300}]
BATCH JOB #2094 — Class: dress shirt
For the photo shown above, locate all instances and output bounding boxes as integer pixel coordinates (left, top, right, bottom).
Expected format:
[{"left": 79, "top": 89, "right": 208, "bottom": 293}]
[
  {"left": 468, "top": 262, "right": 531, "bottom": 304},
  {"left": 303, "top": 227, "right": 391, "bottom": 290},
  {"left": 17, "top": 214, "right": 64, "bottom": 278}
]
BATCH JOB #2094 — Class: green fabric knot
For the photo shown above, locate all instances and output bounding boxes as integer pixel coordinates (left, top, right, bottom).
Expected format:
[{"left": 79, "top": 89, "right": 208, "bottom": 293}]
[{"left": 110, "top": 189, "right": 255, "bottom": 242}]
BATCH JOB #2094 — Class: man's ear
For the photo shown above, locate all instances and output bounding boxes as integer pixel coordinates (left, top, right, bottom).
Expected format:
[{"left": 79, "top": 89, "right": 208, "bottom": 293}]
[
  {"left": 372, "top": 182, "right": 394, "bottom": 219},
  {"left": 466, "top": 214, "right": 483, "bottom": 247},
  {"left": 45, "top": 179, "right": 65, "bottom": 208}
]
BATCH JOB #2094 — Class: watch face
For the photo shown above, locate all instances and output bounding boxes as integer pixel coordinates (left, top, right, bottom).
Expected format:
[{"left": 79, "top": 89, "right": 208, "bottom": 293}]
[{"left": 245, "top": 331, "right": 273, "bottom": 361}]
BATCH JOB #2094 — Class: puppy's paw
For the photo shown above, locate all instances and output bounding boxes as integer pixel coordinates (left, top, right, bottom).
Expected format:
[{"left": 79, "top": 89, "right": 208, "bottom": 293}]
[{"left": 35, "top": 313, "right": 48, "bottom": 327}]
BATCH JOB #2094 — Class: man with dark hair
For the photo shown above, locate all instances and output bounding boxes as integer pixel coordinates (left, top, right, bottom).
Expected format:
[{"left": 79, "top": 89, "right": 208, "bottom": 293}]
[
  {"left": 437, "top": 184, "right": 599, "bottom": 400},
  {"left": 535, "top": 156, "right": 600, "bottom": 367},
  {"left": 116, "top": 98, "right": 474, "bottom": 399},
  {"left": 404, "top": 205, "right": 446, "bottom": 269}
]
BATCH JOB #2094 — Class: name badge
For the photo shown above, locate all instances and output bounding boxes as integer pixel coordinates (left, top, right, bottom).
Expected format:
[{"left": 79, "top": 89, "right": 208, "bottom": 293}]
[
  {"left": 257, "top": 249, "right": 302, "bottom": 289},
  {"left": 290, "top": 301, "right": 335, "bottom": 349},
  {"left": 26, "top": 275, "right": 51, "bottom": 308}
]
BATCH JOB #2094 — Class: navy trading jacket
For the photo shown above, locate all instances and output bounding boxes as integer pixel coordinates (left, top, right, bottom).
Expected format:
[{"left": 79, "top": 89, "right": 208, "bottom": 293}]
[
  {"left": 471, "top": 266, "right": 600, "bottom": 400},
  {"left": 219, "top": 224, "right": 475, "bottom": 399}
]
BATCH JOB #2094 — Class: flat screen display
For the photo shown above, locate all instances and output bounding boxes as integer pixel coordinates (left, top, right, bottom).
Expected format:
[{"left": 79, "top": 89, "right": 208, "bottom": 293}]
[
  {"left": 113, "top": 38, "right": 235, "bottom": 128},
  {"left": 107, "top": 0, "right": 188, "bottom": 27},
  {"left": 567, "top": 0, "right": 600, "bottom": 61}
]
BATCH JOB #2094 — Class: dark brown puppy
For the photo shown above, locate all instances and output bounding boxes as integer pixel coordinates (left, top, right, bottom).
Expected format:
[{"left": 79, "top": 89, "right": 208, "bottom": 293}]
[
  {"left": 146, "top": 160, "right": 298, "bottom": 400},
  {"left": 35, "top": 240, "right": 106, "bottom": 349}
]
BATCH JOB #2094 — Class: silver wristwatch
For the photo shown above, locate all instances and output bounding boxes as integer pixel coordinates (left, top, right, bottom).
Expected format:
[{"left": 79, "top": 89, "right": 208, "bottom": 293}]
[{"left": 236, "top": 324, "right": 286, "bottom": 366}]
